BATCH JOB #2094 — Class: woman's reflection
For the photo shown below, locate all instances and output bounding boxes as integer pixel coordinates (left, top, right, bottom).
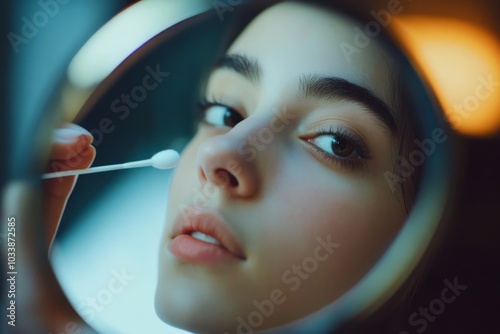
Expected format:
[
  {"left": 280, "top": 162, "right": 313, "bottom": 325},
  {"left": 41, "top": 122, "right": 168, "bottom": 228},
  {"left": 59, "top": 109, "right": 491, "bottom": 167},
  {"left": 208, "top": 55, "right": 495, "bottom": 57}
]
[
  {"left": 156, "top": 2, "right": 420, "bottom": 333},
  {"left": 44, "top": 1, "right": 423, "bottom": 333}
]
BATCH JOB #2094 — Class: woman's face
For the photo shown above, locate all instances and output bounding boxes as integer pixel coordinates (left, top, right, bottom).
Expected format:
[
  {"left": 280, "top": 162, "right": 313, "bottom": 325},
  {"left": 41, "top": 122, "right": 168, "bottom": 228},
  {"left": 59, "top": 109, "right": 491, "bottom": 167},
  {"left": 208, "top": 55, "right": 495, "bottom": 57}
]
[{"left": 156, "top": 2, "right": 407, "bottom": 333}]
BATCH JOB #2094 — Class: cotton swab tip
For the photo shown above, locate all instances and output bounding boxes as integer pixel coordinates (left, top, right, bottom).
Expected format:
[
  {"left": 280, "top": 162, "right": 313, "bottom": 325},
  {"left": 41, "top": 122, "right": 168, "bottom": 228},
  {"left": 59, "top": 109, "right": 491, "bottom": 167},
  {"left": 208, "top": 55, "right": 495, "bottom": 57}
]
[{"left": 151, "top": 149, "right": 180, "bottom": 169}]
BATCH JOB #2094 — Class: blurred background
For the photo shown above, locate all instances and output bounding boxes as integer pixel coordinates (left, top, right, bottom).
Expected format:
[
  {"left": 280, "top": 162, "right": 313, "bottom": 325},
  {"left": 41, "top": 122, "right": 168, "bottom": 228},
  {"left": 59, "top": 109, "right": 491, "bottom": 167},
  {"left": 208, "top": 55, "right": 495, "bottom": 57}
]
[{"left": 1, "top": 0, "right": 499, "bottom": 333}]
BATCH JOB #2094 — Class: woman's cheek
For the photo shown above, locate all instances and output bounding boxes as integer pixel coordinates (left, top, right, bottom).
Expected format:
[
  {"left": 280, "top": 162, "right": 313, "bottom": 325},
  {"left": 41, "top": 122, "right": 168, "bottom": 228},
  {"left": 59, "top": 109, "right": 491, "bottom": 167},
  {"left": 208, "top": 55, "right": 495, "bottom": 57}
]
[
  {"left": 167, "top": 141, "right": 201, "bottom": 217},
  {"left": 285, "top": 182, "right": 391, "bottom": 269}
]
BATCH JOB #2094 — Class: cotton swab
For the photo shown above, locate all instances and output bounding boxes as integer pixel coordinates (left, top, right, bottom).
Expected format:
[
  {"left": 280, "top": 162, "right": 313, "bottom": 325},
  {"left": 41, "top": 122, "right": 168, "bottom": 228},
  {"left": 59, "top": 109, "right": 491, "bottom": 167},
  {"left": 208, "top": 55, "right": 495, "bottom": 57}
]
[{"left": 42, "top": 149, "right": 180, "bottom": 179}]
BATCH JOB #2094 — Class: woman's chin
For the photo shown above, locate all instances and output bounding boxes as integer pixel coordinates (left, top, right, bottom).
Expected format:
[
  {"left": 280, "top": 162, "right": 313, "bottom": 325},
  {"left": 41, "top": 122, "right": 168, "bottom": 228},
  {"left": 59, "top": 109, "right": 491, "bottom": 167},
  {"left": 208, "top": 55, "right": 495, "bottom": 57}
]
[{"left": 154, "top": 287, "right": 243, "bottom": 334}]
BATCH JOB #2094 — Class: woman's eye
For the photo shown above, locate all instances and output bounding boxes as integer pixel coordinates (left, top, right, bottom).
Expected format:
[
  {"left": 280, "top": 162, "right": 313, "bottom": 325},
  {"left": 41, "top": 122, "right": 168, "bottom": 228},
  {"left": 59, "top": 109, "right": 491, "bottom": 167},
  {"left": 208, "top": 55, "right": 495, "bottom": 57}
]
[
  {"left": 204, "top": 104, "right": 244, "bottom": 128},
  {"left": 304, "top": 130, "right": 371, "bottom": 171},
  {"left": 311, "top": 134, "right": 359, "bottom": 159}
]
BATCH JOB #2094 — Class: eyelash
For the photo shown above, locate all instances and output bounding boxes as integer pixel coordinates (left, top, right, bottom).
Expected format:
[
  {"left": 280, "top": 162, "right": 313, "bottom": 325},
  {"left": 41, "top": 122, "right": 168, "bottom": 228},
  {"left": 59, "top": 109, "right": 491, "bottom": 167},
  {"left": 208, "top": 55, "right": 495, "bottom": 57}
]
[
  {"left": 196, "top": 97, "right": 243, "bottom": 126},
  {"left": 196, "top": 98, "right": 214, "bottom": 124},
  {"left": 305, "top": 126, "right": 371, "bottom": 172},
  {"left": 197, "top": 98, "right": 371, "bottom": 172}
]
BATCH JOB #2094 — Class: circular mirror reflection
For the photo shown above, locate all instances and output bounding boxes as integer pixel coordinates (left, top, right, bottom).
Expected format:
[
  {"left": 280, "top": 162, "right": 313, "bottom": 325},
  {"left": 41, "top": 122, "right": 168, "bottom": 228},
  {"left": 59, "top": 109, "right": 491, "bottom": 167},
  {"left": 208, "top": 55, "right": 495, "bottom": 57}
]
[{"left": 42, "top": 1, "right": 453, "bottom": 333}]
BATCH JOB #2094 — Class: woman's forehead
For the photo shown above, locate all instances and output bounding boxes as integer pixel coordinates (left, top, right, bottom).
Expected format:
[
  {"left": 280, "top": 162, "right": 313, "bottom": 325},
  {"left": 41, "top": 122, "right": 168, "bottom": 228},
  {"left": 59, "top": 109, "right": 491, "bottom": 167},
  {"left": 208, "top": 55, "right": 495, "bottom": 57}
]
[{"left": 226, "top": 2, "right": 396, "bottom": 107}]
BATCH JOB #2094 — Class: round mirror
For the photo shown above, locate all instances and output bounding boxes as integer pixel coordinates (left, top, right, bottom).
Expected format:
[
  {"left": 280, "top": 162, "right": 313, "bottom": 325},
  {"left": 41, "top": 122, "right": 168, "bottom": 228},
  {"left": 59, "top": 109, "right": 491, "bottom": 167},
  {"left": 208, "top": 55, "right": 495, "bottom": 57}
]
[{"left": 38, "top": 1, "right": 453, "bottom": 333}]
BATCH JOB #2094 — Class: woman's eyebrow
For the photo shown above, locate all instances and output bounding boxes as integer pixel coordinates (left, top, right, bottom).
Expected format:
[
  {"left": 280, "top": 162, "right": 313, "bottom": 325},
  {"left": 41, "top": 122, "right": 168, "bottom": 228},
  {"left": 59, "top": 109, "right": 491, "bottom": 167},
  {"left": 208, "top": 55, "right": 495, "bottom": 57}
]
[
  {"left": 214, "top": 54, "right": 262, "bottom": 84},
  {"left": 299, "top": 75, "right": 397, "bottom": 134},
  {"left": 213, "top": 54, "right": 397, "bottom": 135}
]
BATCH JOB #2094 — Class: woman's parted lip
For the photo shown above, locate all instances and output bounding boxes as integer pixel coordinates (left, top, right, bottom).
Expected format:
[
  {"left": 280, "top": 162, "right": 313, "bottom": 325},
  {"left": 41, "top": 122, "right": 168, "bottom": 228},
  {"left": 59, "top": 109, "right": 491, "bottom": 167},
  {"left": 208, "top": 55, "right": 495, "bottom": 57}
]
[{"left": 170, "top": 207, "right": 246, "bottom": 260}]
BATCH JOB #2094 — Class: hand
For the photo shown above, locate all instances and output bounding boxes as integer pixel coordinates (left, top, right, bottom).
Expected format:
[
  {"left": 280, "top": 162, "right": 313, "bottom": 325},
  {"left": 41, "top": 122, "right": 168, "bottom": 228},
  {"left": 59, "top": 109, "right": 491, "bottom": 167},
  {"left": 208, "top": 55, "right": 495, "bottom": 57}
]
[
  {"left": 42, "top": 123, "right": 96, "bottom": 250},
  {"left": 3, "top": 123, "right": 98, "bottom": 332}
]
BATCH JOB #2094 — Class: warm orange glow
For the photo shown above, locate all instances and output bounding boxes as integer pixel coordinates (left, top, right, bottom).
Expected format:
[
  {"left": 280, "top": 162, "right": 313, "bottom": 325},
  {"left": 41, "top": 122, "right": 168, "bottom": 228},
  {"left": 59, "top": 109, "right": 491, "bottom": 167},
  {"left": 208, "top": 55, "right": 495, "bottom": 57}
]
[{"left": 392, "top": 16, "right": 500, "bottom": 136}]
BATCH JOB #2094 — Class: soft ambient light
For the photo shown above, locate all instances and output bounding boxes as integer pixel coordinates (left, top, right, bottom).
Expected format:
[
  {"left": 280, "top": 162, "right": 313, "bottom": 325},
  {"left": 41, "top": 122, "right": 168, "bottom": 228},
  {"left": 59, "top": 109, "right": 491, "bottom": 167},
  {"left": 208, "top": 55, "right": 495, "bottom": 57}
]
[
  {"left": 392, "top": 16, "right": 500, "bottom": 136},
  {"left": 68, "top": 0, "right": 210, "bottom": 88}
]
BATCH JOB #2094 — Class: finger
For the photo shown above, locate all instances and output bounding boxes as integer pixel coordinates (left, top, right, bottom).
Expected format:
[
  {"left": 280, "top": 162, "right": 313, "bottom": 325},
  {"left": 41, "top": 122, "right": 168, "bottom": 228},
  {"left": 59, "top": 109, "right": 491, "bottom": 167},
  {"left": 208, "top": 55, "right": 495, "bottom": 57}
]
[
  {"left": 43, "top": 145, "right": 96, "bottom": 247},
  {"left": 49, "top": 124, "right": 94, "bottom": 161},
  {"left": 44, "top": 145, "right": 96, "bottom": 197}
]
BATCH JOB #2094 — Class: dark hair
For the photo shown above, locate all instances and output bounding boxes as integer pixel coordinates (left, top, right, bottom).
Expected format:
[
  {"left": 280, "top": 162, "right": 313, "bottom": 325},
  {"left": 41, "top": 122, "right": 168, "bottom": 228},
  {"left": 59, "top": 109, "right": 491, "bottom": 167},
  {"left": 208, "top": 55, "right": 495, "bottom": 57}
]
[
  {"left": 392, "top": 70, "right": 423, "bottom": 212},
  {"left": 201, "top": 1, "right": 429, "bottom": 330},
  {"left": 210, "top": 0, "right": 423, "bottom": 212}
]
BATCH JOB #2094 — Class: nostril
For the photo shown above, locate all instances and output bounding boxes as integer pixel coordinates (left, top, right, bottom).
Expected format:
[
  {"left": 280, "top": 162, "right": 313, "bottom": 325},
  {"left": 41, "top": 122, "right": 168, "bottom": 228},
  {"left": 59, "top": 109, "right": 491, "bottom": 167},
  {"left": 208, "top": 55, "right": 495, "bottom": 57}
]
[
  {"left": 199, "top": 168, "right": 207, "bottom": 182},
  {"left": 228, "top": 174, "right": 239, "bottom": 187},
  {"left": 214, "top": 169, "right": 239, "bottom": 188}
]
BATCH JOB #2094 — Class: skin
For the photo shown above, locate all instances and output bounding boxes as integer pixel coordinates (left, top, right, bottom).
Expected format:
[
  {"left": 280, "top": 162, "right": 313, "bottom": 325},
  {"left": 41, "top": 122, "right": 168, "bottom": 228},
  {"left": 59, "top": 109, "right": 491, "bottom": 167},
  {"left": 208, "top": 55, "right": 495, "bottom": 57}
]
[
  {"left": 155, "top": 2, "right": 407, "bottom": 333},
  {"left": 44, "top": 124, "right": 96, "bottom": 250},
  {"left": 40, "top": 2, "right": 410, "bottom": 333}
]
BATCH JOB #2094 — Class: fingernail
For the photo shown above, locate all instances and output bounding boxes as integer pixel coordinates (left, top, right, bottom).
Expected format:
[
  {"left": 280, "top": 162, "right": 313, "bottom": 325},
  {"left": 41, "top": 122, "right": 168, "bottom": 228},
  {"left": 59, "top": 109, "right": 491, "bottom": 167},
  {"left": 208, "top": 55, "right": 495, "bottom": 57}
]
[
  {"left": 53, "top": 124, "right": 93, "bottom": 143},
  {"left": 62, "top": 123, "right": 92, "bottom": 137}
]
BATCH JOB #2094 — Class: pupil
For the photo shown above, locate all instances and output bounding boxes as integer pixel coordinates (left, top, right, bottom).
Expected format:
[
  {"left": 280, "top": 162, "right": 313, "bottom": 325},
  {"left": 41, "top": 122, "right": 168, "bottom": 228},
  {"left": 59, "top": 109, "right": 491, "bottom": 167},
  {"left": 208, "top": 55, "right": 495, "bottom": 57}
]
[
  {"left": 331, "top": 137, "right": 353, "bottom": 157},
  {"left": 224, "top": 110, "right": 243, "bottom": 127}
]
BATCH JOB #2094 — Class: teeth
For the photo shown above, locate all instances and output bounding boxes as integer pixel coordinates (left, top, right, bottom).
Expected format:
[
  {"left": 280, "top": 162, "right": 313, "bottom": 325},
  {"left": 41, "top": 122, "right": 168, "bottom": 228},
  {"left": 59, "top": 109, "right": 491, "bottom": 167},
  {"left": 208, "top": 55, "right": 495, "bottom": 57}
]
[{"left": 191, "top": 231, "right": 221, "bottom": 245}]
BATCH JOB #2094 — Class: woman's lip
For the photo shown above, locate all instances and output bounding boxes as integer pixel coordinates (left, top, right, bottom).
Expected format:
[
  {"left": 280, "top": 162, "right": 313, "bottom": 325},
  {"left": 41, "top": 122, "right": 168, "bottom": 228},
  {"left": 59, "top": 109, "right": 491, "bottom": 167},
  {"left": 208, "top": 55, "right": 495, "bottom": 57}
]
[
  {"left": 169, "top": 235, "right": 242, "bottom": 265},
  {"left": 169, "top": 207, "right": 246, "bottom": 262}
]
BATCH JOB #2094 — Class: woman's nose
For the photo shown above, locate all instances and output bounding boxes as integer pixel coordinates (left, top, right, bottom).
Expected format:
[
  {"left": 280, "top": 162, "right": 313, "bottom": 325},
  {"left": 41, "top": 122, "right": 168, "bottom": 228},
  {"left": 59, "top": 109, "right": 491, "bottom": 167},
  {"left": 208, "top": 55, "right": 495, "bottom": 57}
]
[{"left": 196, "top": 132, "right": 260, "bottom": 199}]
